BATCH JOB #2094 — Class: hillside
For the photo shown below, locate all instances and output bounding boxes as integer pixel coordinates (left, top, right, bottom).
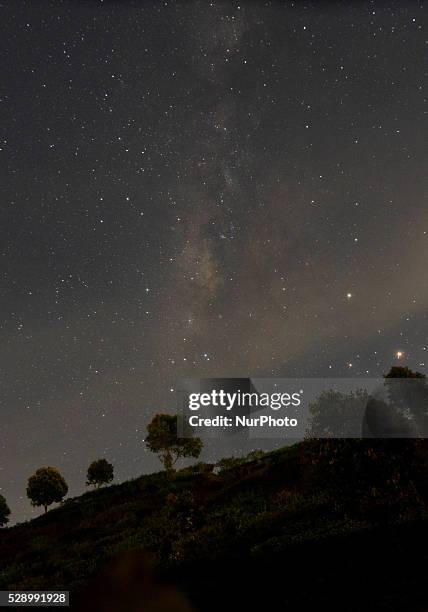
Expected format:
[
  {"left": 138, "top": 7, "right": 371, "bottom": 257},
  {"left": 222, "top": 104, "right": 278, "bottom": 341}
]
[{"left": 0, "top": 443, "right": 427, "bottom": 611}]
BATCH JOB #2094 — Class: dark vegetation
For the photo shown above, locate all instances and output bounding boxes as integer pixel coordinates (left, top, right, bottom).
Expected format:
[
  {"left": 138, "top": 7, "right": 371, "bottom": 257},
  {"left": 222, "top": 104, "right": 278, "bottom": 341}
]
[
  {"left": 86, "top": 459, "right": 114, "bottom": 489},
  {"left": 1, "top": 368, "right": 427, "bottom": 610},
  {"left": 146, "top": 413, "right": 203, "bottom": 472},
  {"left": 26, "top": 467, "right": 68, "bottom": 514},
  {"left": 0, "top": 440, "right": 427, "bottom": 611}
]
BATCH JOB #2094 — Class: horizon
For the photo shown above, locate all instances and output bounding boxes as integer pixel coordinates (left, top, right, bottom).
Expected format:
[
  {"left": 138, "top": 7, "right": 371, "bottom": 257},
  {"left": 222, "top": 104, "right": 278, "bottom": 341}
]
[{"left": 1, "top": 1, "right": 426, "bottom": 524}]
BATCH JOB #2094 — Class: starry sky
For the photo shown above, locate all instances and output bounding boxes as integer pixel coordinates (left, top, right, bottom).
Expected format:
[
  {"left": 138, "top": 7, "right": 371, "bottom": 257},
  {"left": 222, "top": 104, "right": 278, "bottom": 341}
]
[{"left": 1, "top": 1, "right": 426, "bottom": 523}]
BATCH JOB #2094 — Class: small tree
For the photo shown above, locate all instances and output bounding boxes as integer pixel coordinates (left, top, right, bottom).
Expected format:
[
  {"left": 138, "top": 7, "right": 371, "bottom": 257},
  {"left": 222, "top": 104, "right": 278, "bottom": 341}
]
[
  {"left": 26, "top": 467, "right": 68, "bottom": 513},
  {"left": 146, "top": 413, "right": 203, "bottom": 472},
  {"left": 0, "top": 494, "right": 11, "bottom": 526},
  {"left": 86, "top": 459, "right": 114, "bottom": 488}
]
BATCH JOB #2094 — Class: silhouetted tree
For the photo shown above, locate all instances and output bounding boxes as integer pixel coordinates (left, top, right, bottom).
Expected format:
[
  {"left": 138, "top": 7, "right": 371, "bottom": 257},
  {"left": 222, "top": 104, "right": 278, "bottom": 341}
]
[
  {"left": 0, "top": 494, "right": 11, "bottom": 527},
  {"left": 86, "top": 459, "right": 114, "bottom": 488},
  {"left": 305, "top": 366, "right": 426, "bottom": 522},
  {"left": 385, "top": 366, "right": 425, "bottom": 380},
  {"left": 383, "top": 366, "right": 428, "bottom": 435},
  {"left": 146, "top": 414, "right": 202, "bottom": 472},
  {"left": 26, "top": 467, "right": 68, "bottom": 513}
]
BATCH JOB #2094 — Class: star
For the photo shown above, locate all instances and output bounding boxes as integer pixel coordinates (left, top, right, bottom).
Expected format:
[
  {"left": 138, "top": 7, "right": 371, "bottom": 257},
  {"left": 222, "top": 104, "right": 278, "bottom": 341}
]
[{"left": 0, "top": 0, "right": 425, "bottom": 525}]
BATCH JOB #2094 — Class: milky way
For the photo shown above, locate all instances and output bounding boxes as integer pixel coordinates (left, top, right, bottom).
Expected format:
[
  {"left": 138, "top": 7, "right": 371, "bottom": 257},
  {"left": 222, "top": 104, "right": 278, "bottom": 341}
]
[{"left": 0, "top": 1, "right": 426, "bottom": 522}]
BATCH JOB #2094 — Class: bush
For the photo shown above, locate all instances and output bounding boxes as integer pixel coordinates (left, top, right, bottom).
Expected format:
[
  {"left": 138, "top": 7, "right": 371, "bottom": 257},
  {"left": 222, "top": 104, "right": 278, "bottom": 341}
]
[
  {"left": 216, "top": 457, "right": 244, "bottom": 473},
  {"left": 304, "top": 438, "right": 422, "bottom": 522}
]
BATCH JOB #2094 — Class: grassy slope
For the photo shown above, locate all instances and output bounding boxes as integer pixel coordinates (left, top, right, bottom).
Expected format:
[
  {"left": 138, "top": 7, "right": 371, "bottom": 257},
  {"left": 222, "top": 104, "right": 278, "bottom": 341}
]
[{"left": 0, "top": 444, "right": 427, "bottom": 611}]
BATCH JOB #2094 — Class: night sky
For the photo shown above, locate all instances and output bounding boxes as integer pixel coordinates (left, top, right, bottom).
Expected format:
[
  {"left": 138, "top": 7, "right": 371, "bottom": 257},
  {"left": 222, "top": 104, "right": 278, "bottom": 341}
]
[{"left": 1, "top": 1, "right": 426, "bottom": 523}]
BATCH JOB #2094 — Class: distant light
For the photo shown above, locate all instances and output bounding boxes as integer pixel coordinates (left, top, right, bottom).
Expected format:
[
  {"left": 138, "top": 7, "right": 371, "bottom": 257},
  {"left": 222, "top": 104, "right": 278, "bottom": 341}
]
[
  {"left": 396, "top": 351, "right": 404, "bottom": 359},
  {"left": 346, "top": 292, "right": 352, "bottom": 299}
]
